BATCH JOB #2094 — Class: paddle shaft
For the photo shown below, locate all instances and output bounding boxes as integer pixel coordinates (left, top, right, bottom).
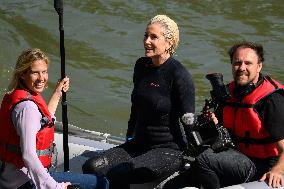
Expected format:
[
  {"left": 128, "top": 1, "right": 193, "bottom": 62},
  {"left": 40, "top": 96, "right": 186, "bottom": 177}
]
[{"left": 54, "top": 0, "right": 69, "bottom": 172}]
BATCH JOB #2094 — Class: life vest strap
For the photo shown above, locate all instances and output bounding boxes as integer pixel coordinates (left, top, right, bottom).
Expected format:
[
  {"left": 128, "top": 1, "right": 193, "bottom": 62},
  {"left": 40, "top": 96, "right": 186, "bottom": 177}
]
[
  {"left": 234, "top": 135, "right": 276, "bottom": 145},
  {"left": 265, "top": 75, "right": 279, "bottom": 89},
  {"left": 36, "top": 149, "right": 52, "bottom": 156},
  {"left": 40, "top": 116, "right": 51, "bottom": 127},
  {"left": 225, "top": 102, "right": 254, "bottom": 108},
  {"left": 4, "top": 142, "right": 54, "bottom": 157},
  {"left": 37, "top": 142, "right": 55, "bottom": 157}
]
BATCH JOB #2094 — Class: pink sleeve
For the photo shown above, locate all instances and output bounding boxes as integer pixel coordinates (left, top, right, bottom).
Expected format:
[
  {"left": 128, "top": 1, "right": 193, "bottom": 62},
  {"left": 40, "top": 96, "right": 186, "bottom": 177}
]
[{"left": 12, "top": 101, "right": 64, "bottom": 189}]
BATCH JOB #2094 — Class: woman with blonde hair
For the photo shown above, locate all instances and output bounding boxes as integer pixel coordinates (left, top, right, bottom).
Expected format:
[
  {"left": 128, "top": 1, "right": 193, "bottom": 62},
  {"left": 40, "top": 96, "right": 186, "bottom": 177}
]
[
  {"left": 0, "top": 48, "right": 108, "bottom": 189},
  {"left": 83, "top": 15, "right": 195, "bottom": 189}
]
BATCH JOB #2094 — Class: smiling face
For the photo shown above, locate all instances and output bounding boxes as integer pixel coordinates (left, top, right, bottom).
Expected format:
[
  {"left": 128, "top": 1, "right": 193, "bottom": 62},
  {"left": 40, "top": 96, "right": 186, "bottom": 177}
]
[
  {"left": 21, "top": 60, "right": 48, "bottom": 93},
  {"left": 232, "top": 47, "right": 262, "bottom": 86},
  {"left": 143, "top": 23, "right": 171, "bottom": 63}
]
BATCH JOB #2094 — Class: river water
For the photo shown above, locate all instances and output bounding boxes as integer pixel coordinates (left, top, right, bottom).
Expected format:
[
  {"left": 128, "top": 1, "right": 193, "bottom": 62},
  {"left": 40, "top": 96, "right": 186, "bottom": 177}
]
[{"left": 0, "top": 0, "right": 283, "bottom": 137}]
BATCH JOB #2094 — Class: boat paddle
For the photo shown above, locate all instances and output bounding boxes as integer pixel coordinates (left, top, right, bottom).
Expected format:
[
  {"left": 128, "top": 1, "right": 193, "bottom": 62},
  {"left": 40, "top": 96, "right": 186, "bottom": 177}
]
[{"left": 54, "top": 0, "right": 69, "bottom": 172}]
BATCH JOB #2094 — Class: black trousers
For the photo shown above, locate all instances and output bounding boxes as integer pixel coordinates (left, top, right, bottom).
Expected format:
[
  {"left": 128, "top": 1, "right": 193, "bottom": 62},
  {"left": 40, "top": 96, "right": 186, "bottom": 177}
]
[
  {"left": 82, "top": 140, "right": 183, "bottom": 189},
  {"left": 163, "top": 148, "right": 257, "bottom": 189}
]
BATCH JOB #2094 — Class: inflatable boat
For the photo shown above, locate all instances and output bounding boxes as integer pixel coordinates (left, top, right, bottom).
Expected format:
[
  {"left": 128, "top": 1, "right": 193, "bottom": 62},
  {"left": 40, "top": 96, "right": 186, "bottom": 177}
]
[{"left": 54, "top": 122, "right": 282, "bottom": 189}]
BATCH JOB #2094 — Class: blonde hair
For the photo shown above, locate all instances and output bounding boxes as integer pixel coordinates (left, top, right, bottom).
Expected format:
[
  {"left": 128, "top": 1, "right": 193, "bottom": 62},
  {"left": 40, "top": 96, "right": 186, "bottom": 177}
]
[
  {"left": 7, "top": 48, "right": 49, "bottom": 93},
  {"left": 148, "top": 15, "right": 179, "bottom": 55}
]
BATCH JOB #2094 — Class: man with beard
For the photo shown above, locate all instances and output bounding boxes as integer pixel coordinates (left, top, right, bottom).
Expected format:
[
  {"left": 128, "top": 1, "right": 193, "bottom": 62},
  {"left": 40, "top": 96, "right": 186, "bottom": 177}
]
[
  {"left": 163, "top": 41, "right": 284, "bottom": 189},
  {"left": 193, "top": 41, "right": 284, "bottom": 189}
]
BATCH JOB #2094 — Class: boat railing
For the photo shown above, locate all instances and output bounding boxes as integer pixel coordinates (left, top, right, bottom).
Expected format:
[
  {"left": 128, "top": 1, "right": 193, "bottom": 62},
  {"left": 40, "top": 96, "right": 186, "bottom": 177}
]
[{"left": 55, "top": 121, "right": 124, "bottom": 145}]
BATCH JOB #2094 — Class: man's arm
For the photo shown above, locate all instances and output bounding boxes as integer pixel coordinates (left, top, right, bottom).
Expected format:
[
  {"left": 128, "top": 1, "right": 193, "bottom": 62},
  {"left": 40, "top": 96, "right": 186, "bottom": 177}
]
[
  {"left": 258, "top": 91, "right": 284, "bottom": 188},
  {"left": 260, "top": 139, "right": 284, "bottom": 188}
]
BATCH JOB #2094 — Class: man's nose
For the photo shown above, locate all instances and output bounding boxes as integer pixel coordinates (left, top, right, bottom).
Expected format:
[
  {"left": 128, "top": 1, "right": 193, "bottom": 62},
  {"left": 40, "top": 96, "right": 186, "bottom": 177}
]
[{"left": 238, "top": 62, "right": 246, "bottom": 71}]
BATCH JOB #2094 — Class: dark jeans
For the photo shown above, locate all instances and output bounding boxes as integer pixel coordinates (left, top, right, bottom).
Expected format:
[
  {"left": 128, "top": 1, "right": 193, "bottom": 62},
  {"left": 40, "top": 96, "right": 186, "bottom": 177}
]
[
  {"left": 17, "top": 172, "right": 109, "bottom": 189},
  {"left": 194, "top": 148, "right": 256, "bottom": 189},
  {"left": 163, "top": 148, "right": 257, "bottom": 189},
  {"left": 82, "top": 140, "right": 183, "bottom": 189},
  {"left": 51, "top": 172, "right": 109, "bottom": 189}
]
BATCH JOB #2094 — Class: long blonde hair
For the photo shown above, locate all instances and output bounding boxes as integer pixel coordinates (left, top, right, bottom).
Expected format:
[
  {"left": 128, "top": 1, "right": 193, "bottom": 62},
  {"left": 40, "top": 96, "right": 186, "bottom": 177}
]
[{"left": 7, "top": 48, "right": 49, "bottom": 93}]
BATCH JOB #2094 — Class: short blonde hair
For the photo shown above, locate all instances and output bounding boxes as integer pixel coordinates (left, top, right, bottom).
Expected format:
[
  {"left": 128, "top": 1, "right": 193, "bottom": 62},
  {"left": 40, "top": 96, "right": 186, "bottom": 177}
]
[
  {"left": 7, "top": 48, "right": 49, "bottom": 93},
  {"left": 148, "top": 15, "right": 179, "bottom": 55}
]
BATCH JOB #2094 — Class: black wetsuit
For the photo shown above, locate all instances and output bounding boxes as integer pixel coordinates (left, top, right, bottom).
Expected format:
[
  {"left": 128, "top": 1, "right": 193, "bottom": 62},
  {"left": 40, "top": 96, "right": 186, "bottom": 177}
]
[{"left": 82, "top": 57, "right": 195, "bottom": 189}]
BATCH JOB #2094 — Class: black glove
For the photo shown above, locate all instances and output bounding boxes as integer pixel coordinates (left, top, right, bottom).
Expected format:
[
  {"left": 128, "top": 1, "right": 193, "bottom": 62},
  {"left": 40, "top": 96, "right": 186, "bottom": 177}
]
[{"left": 211, "top": 124, "right": 234, "bottom": 152}]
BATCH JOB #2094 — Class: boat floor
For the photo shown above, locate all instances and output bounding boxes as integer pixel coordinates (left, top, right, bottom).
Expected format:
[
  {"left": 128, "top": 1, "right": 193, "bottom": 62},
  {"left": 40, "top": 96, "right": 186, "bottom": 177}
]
[
  {"left": 54, "top": 132, "right": 283, "bottom": 189},
  {"left": 54, "top": 133, "right": 159, "bottom": 189}
]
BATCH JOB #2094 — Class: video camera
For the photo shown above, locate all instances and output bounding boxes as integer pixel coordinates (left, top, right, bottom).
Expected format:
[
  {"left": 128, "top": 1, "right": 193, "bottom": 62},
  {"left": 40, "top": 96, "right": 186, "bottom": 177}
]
[{"left": 187, "top": 73, "right": 234, "bottom": 154}]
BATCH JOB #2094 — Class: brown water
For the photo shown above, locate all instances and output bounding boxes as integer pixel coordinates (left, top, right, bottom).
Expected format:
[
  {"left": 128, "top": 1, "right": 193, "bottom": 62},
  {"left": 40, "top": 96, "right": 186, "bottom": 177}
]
[{"left": 0, "top": 0, "right": 283, "bottom": 137}]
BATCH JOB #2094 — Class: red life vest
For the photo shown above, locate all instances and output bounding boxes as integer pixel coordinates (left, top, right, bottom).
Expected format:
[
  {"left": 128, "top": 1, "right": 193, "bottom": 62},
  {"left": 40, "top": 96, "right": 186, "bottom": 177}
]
[
  {"left": 223, "top": 76, "right": 284, "bottom": 158},
  {"left": 0, "top": 89, "right": 54, "bottom": 168}
]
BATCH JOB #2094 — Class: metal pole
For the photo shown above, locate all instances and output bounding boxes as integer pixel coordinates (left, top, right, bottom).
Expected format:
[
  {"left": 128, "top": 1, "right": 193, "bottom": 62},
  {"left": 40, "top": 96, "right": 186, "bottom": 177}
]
[{"left": 54, "top": 0, "right": 69, "bottom": 172}]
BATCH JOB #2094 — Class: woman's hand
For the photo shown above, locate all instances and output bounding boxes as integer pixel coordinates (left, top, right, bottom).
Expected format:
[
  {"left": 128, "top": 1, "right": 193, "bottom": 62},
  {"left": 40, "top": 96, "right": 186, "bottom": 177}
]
[
  {"left": 48, "top": 76, "right": 70, "bottom": 114},
  {"left": 64, "top": 182, "right": 72, "bottom": 189},
  {"left": 54, "top": 76, "right": 70, "bottom": 98}
]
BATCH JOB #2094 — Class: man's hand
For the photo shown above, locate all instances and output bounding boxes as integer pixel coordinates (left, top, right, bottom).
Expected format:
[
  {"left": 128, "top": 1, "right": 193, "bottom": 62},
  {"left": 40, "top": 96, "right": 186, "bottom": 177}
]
[
  {"left": 260, "top": 169, "right": 284, "bottom": 188},
  {"left": 260, "top": 139, "right": 284, "bottom": 188},
  {"left": 203, "top": 110, "right": 218, "bottom": 125}
]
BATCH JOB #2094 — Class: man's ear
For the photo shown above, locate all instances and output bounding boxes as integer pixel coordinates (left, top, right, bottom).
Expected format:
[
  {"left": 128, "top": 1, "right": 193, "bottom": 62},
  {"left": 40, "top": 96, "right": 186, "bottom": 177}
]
[{"left": 257, "top": 62, "right": 263, "bottom": 73}]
